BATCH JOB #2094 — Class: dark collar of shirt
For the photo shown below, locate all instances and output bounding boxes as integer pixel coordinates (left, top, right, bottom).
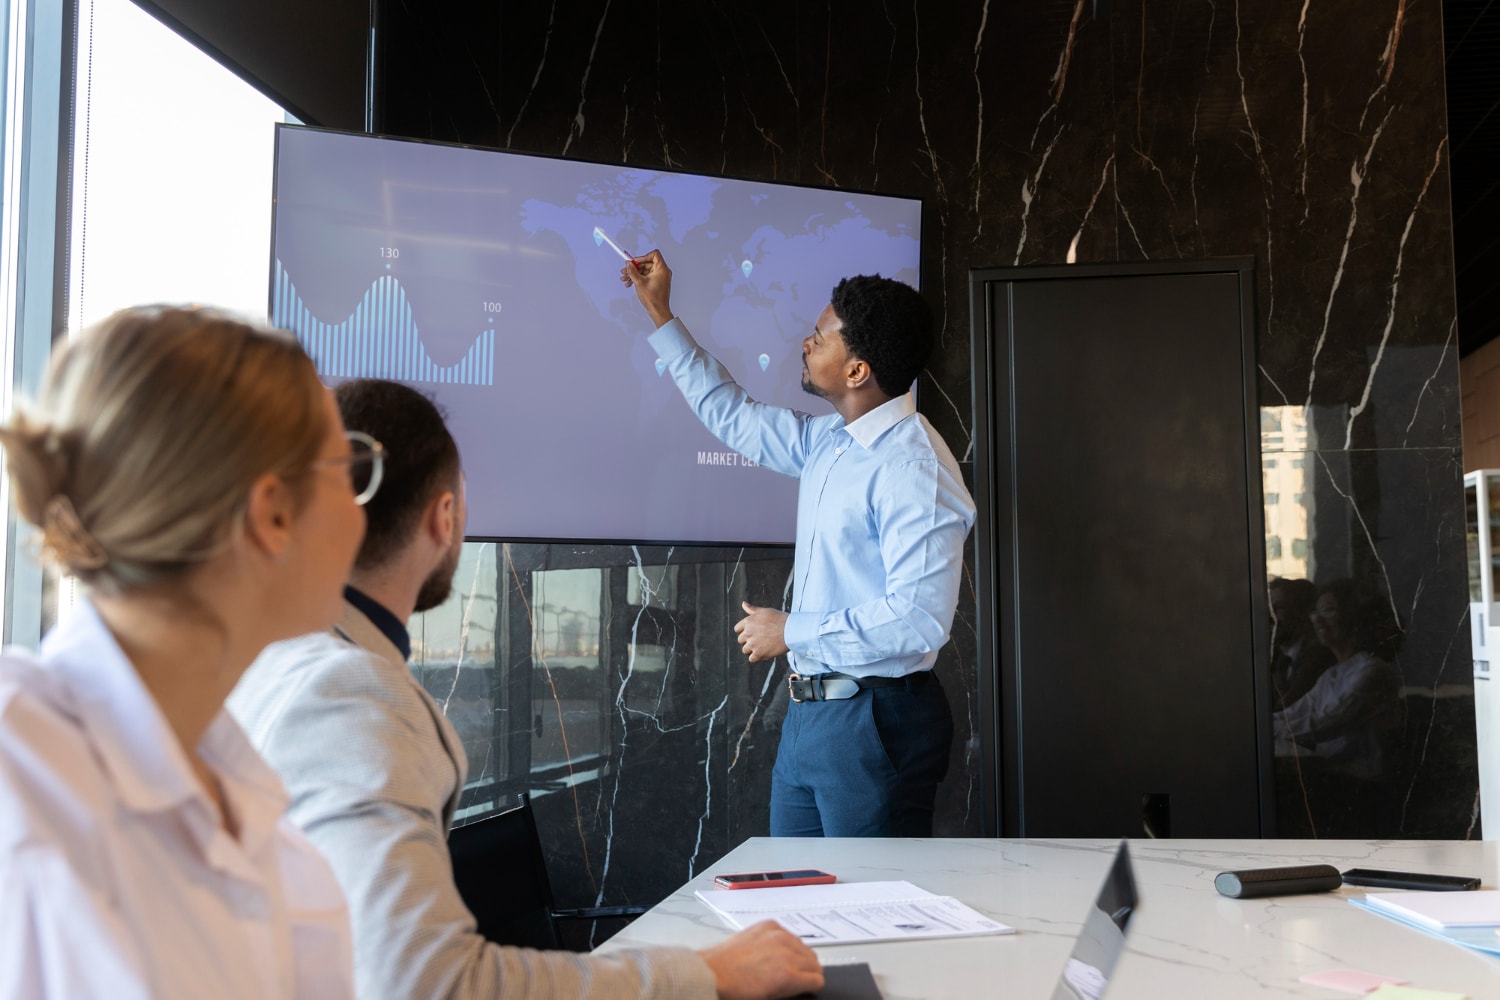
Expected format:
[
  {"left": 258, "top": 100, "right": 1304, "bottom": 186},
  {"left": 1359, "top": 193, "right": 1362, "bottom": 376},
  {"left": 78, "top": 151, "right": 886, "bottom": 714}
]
[{"left": 343, "top": 585, "right": 412, "bottom": 662}]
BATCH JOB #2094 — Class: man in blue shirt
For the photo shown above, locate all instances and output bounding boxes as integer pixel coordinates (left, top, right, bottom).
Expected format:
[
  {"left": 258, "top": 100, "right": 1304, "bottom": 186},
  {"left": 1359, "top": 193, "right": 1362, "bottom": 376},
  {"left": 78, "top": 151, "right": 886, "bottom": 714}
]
[{"left": 622, "top": 250, "right": 976, "bottom": 837}]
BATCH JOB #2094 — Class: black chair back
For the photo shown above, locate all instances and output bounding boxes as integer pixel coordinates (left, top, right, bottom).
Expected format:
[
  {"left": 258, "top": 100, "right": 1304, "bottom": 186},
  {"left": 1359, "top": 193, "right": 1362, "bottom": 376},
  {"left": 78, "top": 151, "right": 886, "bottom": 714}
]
[{"left": 448, "top": 794, "right": 563, "bottom": 950}]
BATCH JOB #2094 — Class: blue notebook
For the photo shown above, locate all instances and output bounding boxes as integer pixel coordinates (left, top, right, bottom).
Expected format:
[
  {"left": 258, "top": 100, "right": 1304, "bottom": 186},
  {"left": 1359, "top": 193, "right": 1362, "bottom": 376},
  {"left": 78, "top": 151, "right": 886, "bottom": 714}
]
[{"left": 1349, "top": 897, "right": 1500, "bottom": 956}]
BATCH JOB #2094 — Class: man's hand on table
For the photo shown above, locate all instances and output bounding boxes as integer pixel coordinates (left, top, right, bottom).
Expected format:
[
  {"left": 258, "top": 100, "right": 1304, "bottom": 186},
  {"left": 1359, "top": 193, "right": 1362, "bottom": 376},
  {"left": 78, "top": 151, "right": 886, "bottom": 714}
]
[{"left": 699, "top": 920, "right": 823, "bottom": 1000}]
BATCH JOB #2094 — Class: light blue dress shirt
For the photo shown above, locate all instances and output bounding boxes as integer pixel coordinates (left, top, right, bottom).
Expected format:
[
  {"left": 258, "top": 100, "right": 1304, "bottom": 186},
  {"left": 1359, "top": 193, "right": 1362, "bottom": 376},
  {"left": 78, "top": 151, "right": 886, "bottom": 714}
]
[{"left": 648, "top": 317, "right": 976, "bottom": 679}]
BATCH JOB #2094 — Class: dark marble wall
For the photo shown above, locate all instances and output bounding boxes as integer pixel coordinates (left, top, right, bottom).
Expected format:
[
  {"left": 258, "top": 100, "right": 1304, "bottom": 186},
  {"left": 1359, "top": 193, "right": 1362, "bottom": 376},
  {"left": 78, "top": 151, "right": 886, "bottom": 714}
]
[{"left": 390, "top": 0, "right": 1477, "bottom": 918}]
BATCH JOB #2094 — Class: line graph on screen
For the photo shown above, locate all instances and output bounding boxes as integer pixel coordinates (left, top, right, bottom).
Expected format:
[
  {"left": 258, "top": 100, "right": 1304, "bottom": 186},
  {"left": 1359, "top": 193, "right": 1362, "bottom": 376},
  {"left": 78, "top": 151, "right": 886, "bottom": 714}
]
[{"left": 271, "top": 259, "right": 495, "bottom": 386}]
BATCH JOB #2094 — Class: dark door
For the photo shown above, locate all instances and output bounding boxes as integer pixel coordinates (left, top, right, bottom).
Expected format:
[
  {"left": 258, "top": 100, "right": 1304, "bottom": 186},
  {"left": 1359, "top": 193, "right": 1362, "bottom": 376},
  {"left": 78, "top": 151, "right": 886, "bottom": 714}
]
[{"left": 970, "top": 259, "right": 1271, "bottom": 837}]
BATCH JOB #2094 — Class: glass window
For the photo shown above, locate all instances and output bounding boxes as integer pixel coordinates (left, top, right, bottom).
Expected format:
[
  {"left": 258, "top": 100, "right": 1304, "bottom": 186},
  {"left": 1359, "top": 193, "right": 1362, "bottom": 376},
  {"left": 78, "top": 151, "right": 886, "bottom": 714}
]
[
  {"left": 43, "top": 0, "right": 288, "bottom": 629},
  {"left": 1266, "top": 537, "right": 1283, "bottom": 559},
  {"left": 2, "top": 0, "right": 68, "bottom": 645},
  {"left": 70, "top": 0, "right": 286, "bottom": 329},
  {"left": 1292, "top": 539, "right": 1309, "bottom": 559},
  {"left": 1264, "top": 493, "right": 1279, "bottom": 505}
]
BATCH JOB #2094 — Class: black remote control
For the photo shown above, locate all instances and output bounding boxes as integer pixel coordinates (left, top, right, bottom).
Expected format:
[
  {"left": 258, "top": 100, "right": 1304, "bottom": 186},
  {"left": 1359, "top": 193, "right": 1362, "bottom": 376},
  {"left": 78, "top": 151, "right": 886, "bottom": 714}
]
[{"left": 1214, "top": 864, "right": 1343, "bottom": 899}]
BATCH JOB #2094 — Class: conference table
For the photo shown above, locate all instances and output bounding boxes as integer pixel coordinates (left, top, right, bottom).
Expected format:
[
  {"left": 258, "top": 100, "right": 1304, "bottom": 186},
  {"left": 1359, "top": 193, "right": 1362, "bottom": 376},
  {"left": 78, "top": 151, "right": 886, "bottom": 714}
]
[{"left": 597, "top": 837, "right": 1500, "bottom": 998}]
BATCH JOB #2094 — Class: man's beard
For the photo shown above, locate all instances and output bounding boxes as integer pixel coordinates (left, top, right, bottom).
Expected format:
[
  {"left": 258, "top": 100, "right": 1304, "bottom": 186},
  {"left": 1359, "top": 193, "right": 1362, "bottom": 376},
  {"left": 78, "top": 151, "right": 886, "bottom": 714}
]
[
  {"left": 801, "top": 366, "right": 828, "bottom": 400},
  {"left": 414, "top": 538, "right": 462, "bottom": 613}
]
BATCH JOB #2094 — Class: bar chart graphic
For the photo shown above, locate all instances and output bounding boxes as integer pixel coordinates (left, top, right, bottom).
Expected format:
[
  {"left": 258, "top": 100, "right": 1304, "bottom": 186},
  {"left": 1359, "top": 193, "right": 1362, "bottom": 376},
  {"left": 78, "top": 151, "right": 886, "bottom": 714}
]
[{"left": 271, "top": 259, "right": 494, "bottom": 386}]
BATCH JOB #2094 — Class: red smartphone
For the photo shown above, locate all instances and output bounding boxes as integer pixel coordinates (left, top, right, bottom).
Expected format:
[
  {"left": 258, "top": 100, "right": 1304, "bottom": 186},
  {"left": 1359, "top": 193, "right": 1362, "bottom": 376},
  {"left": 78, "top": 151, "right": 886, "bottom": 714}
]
[{"left": 713, "top": 869, "right": 836, "bottom": 889}]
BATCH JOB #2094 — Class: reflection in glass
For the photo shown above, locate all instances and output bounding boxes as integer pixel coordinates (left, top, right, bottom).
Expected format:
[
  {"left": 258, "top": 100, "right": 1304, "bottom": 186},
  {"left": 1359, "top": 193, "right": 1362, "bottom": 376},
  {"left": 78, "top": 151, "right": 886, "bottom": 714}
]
[
  {"left": 1263, "top": 428, "right": 1312, "bottom": 581},
  {"left": 1469, "top": 485, "right": 1483, "bottom": 602},
  {"left": 626, "top": 563, "right": 678, "bottom": 610},
  {"left": 1489, "top": 480, "right": 1500, "bottom": 598},
  {"left": 408, "top": 542, "right": 797, "bottom": 848},
  {"left": 530, "top": 568, "right": 606, "bottom": 771},
  {"left": 410, "top": 543, "right": 499, "bottom": 820},
  {"left": 1272, "top": 579, "right": 1402, "bottom": 781}
]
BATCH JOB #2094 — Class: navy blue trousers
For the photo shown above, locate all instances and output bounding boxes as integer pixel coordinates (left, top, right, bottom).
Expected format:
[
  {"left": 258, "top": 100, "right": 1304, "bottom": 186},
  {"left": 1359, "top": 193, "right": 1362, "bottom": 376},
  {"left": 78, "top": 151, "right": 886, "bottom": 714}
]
[{"left": 769, "top": 675, "right": 953, "bottom": 837}]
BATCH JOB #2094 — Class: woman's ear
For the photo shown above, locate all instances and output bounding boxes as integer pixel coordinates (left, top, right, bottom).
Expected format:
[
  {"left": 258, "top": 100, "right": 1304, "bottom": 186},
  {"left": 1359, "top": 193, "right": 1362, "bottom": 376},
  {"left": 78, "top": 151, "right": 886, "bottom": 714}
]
[{"left": 242, "top": 473, "right": 295, "bottom": 561}]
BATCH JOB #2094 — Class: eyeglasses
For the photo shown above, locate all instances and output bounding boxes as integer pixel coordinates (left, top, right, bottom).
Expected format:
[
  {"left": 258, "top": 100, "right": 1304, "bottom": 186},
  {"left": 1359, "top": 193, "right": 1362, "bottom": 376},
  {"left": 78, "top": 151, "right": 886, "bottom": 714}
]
[{"left": 310, "top": 430, "right": 386, "bottom": 506}]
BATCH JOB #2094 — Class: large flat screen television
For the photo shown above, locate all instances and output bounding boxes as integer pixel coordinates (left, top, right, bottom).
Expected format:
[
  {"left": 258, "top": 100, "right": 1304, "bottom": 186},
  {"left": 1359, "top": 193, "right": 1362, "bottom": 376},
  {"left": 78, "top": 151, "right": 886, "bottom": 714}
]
[{"left": 269, "top": 125, "right": 923, "bottom": 545}]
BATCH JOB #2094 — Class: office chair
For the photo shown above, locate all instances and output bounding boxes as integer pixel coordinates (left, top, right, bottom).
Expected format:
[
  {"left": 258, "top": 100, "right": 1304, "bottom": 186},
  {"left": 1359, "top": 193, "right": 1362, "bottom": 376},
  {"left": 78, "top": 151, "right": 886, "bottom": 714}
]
[{"left": 447, "top": 792, "right": 646, "bottom": 950}]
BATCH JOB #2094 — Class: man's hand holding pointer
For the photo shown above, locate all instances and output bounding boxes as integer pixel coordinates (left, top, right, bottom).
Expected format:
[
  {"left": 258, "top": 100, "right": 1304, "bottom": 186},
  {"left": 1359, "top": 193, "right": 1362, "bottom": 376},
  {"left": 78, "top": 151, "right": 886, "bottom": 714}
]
[{"left": 621, "top": 249, "right": 675, "bottom": 329}]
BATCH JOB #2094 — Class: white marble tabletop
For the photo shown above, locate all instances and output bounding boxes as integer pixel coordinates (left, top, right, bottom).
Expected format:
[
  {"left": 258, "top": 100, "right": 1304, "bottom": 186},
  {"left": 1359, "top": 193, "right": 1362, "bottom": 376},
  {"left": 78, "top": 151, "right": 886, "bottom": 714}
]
[{"left": 596, "top": 837, "right": 1500, "bottom": 999}]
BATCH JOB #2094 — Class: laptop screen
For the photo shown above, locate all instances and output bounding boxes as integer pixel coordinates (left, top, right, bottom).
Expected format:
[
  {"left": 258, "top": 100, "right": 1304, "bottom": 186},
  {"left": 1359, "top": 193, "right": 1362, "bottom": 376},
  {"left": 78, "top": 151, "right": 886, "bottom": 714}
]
[{"left": 1050, "top": 842, "right": 1139, "bottom": 1000}]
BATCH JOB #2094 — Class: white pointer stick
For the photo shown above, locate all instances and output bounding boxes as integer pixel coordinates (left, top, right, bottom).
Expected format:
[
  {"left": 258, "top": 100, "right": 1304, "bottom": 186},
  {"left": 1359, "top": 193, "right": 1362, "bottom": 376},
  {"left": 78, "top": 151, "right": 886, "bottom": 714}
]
[{"left": 594, "top": 227, "right": 642, "bottom": 271}]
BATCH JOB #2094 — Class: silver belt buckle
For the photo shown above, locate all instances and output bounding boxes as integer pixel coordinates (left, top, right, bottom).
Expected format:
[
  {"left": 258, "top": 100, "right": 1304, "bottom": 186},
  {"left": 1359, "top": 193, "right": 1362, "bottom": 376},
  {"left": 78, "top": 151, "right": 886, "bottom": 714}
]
[{"left": 788, "top": 672, "right": 804, "bottom": 703}]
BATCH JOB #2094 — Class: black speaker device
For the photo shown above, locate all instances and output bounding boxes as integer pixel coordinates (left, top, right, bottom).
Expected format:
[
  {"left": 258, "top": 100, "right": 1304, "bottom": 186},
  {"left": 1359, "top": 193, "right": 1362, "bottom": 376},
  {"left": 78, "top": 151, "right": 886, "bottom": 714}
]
[{"left": 1214, "top": 864, "right": 1343, "bottom": 899}]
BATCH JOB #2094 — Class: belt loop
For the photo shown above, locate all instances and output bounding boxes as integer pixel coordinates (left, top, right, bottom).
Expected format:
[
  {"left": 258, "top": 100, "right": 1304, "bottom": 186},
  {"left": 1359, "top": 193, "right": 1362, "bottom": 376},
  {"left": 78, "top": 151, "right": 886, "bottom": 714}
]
[{"left": 811, "top": 674, "right": 824, "bottom": 701}]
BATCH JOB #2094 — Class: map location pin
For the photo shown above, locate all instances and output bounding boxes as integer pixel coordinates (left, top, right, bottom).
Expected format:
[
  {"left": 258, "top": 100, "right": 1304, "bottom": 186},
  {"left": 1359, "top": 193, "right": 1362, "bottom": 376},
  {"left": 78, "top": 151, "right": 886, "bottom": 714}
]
[
  {"left": 758, "top": 353, "right": 770, "bottom": 372},
  {"left": 741, "top": 259, "right": 753, "bottom": 279},
  {"left": 655, "top": 358, "right": 667, "bottom": 376}
]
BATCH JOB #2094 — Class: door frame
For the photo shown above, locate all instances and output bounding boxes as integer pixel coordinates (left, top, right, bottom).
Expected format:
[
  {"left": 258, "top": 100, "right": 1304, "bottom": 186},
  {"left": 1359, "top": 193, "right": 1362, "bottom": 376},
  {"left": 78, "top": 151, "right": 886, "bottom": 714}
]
[{"left": 968, "top": 257, "right": 1271, "bottom": 837}]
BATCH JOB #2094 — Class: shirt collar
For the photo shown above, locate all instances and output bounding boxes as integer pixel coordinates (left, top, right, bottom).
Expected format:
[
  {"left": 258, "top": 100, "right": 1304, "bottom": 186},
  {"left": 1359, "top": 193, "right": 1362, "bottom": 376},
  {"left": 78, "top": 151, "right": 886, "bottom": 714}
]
[
  {"left": 343, "top": 585, "right": 411, "bottom": 660},
  {"left": 844, "top": 392, "right": 916, "bottom": 449},
  {"left": 39, "top": 598, "right": 290, "bottom": 852}
]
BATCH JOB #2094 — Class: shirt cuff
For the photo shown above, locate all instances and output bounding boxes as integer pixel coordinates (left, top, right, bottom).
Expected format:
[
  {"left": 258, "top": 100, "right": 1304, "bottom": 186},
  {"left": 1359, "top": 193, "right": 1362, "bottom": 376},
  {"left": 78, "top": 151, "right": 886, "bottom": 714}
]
[
  {"left": 647, "top": 316, "right": 698, "bottom": 361},
  {"left": 782, "top": 611, "right": 820, "bottom": 660}
]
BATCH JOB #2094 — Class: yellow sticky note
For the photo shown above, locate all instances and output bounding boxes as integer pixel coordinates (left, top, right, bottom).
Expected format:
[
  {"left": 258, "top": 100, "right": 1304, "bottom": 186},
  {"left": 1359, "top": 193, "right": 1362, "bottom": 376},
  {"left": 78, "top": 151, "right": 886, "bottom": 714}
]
[{"left": 1366, "top": 987, "right": 1467, "bottom": 1000}]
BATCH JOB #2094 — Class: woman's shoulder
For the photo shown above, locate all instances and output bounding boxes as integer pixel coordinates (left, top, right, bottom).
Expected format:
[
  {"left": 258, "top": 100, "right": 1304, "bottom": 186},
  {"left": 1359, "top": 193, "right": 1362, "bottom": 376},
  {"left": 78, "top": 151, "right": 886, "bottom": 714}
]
[
  {"left": 0, "top": 648, "right": 112, "bottom": 856},
  {"left": 0, "top": 646, "right": 84, "bottom": 752}
]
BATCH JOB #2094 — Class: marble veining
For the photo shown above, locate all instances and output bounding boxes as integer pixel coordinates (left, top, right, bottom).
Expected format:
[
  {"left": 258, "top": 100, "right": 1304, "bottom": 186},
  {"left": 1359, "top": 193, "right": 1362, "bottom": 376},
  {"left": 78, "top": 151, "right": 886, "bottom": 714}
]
[
  {"left": 505, "top": 1, "right": 556, "bottom": 150},
  {"left": 1309, "top": 106, "right": 1392, "bottom": 410},
  {"left": 1346, "top": 137, "right": 1449, "bottom": 450},
  {"left": 559, "top": 0, "right": 613, "bottom": 157},
  {"left": 1403, "top": 319, "right": 1455, "bottom": 447},
  {"left": 969, "top": 0, "right": 991, "bottom": 224}
]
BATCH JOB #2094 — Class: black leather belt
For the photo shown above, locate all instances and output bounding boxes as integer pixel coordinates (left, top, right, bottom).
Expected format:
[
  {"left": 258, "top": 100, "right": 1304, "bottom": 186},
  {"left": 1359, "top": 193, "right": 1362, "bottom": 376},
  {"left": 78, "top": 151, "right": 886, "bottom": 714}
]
[{"left": 786, "top": 670, "right": 933, "bottom": 702}]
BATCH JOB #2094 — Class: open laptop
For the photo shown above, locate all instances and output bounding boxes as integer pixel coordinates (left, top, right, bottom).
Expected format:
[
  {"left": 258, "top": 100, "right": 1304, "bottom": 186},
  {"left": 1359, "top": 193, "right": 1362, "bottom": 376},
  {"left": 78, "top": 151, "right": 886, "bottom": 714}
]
[{"left": 1049, "top": 841, "right": 1140, "bottom": 1000}]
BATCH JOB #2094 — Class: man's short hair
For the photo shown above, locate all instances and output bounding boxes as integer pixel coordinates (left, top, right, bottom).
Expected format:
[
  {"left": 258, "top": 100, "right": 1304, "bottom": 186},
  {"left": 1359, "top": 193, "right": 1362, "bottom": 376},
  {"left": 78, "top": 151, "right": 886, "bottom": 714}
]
[
  {"left": 830, "top": 275, "right": 933, "bottom": 397},
  {"left": 334, "top": 379, "right": 461, "bottom": 571}
]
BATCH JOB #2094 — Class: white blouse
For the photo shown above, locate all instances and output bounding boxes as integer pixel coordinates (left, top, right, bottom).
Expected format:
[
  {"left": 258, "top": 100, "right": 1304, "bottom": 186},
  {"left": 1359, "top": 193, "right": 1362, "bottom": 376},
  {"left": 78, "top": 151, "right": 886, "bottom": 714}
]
[{"left": 0, "top": 600, "right": 354, "bottom": 999}]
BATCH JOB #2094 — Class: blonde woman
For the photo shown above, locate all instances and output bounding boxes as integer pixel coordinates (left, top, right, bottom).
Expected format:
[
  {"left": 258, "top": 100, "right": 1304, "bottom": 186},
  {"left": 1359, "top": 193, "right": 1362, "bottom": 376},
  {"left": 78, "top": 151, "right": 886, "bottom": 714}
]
[{"left": 0, "top": 306, "right": 376, "bottom": 998}]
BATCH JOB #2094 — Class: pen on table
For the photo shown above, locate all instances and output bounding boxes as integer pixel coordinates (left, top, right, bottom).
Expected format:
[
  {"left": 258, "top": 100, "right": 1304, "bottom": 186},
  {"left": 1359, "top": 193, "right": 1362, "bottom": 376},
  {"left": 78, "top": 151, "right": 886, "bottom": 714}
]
[{"left": 594, "top": 227, "right": 643, "bottom": 273}]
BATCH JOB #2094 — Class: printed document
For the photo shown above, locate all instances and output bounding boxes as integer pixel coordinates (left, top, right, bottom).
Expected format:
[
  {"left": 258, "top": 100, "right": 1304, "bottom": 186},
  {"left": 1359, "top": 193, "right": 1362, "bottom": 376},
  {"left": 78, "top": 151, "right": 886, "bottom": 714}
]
[{"left": 695, "top": 880, "right": 1013, "bottom": 946}]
